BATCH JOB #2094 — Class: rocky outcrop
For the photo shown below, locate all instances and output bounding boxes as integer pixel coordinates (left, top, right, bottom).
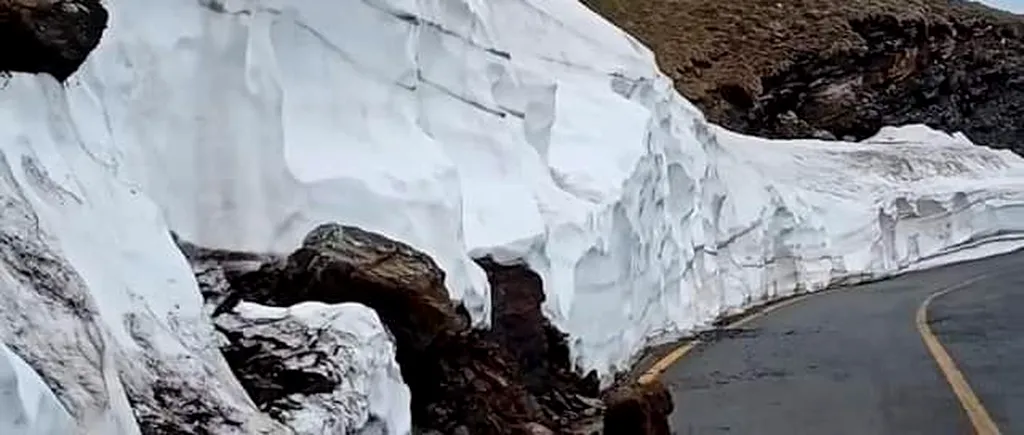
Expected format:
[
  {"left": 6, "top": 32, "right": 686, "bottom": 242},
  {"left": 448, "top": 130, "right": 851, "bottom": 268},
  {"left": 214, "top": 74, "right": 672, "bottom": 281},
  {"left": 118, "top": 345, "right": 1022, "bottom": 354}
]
[
  {"left": 588, "top": 0, "right": 1024, "bottom": 153},
  {"left": 218, "top": 224, "right": 561, "bottom": 434},
  {"left": 178, "top": 223, "right": 677, "bottom": 433},
  {"left": 0, "top": 0, "right": 108, "bottom": 80},
  {"left": 188, "top": 224, "right": 671, "bottom": 433},
  {"left": 178, "top": 236, "right": 412, "bottom": 435}
]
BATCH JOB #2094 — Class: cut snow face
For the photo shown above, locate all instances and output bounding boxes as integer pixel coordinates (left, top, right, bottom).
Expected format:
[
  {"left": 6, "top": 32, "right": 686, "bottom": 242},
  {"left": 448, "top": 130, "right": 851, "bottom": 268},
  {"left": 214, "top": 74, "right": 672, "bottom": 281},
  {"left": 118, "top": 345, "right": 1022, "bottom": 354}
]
[{"left": 52, "top": 0, "right": 1024, "bottom": 383}]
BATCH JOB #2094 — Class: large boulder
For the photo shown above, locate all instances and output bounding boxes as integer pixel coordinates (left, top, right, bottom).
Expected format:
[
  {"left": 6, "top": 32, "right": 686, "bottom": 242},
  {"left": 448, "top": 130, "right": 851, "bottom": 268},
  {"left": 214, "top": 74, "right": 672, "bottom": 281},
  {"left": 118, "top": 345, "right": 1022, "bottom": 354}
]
[
  {"left": 231, "top": 223, "right": 468, "bottom": 354},
  {"left": 0, "top": 0, "right": 108, "bottom": 80}
]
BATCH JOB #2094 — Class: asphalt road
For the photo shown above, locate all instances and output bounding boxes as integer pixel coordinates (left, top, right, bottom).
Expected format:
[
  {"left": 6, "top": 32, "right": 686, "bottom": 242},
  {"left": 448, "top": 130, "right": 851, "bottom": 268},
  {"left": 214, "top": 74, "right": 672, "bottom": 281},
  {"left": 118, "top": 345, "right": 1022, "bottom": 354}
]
[{"left": 662, "top": 249, "right": 1024, "bottom": 435}]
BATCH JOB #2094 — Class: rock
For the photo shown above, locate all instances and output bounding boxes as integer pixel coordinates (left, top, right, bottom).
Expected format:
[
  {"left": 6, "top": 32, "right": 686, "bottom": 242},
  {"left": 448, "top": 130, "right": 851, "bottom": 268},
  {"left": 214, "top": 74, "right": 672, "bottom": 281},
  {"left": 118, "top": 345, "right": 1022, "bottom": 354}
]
[
  {"left": 0, "top": 0, "right": 108, "bottom": 80},
  {"left": 476, "top": 257, "right": 600, "bottom": 401},
  {"left": 173, "top": 233, "right": 278, "bottom": 319},
  {"left": 214, "top": 301, "right": 412, "bottom": 435},
  {"left": 476, "top": 257, "right": 552, "bottom": 390},
  {"left": 228, "top": 224, "right": 540, "bottom": 434},
  {"left": 474, "top": 258, "right": 603, "bottom": 430},
  {"left": 233, "top": 223, "right": 468, "bottom": 353},
  {"left": 602, "top": 381, "right": 673, "bottom": 435}
]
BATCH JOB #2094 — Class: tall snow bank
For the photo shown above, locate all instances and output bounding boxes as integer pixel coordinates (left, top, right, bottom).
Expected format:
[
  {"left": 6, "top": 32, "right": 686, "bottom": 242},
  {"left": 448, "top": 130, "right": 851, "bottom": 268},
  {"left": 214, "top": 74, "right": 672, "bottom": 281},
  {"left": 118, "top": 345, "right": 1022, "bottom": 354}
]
[{"left": 51, "top": 0, "right": 1024, "bottom": 384}]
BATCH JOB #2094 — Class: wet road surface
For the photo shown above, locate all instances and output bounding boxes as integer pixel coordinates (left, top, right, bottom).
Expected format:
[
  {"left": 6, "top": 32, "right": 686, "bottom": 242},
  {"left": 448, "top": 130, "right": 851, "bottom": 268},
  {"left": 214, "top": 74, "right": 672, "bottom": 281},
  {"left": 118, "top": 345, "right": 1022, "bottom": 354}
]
[{"left": 663, "top": 250, "right": 1024, "bottom": 435}]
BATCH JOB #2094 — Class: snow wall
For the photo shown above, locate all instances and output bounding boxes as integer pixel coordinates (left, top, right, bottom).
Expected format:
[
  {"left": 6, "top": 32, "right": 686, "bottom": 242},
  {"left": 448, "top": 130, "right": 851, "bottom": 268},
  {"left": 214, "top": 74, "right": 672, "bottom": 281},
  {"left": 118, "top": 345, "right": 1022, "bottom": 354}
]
[
  {"left": 5, "top": 0, "right": 1024, "bottom": 431},
  {"left": 71, "top": 0, "right": 1024, "bottom": 379},
  {"left": 44, "top": 0, "right": 1024, "bottom": 378}
]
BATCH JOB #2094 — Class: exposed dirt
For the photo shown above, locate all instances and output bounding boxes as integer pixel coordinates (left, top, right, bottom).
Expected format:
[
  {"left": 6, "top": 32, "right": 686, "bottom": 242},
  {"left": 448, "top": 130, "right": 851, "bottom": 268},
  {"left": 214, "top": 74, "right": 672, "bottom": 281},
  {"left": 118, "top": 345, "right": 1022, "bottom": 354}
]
[
  {"left": 585, "top": 0, "right": 1024, "bottom": 152},
  {"left": 0, "top": 0, "right": 108, "bottom": 81}
]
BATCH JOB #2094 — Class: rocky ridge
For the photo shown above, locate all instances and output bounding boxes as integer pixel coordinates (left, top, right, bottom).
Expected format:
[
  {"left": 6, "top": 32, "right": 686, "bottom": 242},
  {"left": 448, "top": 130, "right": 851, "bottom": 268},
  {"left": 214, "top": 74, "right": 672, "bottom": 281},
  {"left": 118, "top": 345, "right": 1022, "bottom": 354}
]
[{"left": 587, "top": 0, "right": 1024, "bottom": 152}]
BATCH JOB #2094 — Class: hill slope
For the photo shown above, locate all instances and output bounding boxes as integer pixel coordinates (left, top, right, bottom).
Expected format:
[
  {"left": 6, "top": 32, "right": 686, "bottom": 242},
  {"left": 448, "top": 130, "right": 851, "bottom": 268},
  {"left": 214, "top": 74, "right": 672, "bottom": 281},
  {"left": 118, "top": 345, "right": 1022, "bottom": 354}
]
[{"left": 586, "top": 0, "right": 1024, "bottom": 152}]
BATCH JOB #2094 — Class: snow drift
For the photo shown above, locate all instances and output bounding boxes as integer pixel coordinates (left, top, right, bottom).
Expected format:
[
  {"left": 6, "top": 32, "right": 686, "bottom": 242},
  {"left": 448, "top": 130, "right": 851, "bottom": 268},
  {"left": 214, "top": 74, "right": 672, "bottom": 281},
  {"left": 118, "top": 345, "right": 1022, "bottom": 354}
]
[{"left": 4, "top": 0, "right": 1024, "bottom": 431}]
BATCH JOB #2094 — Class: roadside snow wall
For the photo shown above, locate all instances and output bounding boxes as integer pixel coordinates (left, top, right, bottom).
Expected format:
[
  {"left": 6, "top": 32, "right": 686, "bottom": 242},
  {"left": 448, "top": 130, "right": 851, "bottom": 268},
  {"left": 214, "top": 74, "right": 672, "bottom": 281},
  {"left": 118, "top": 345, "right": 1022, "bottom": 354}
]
[{"left": 60, "top": 0, "right": 1024, "bottom": 382}]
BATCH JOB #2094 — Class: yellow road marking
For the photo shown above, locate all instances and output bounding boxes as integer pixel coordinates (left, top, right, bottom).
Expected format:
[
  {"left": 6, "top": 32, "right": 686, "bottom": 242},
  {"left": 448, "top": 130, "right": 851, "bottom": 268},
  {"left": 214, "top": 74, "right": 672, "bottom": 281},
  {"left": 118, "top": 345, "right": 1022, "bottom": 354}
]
[
  {"left": 638, "top": 292, "right": 814, "bottom": 385},
  {"left": 916, "top": 275, "right": 1002, "bottom": 435},
  {"left": 639, "top": 273, "right": 1003, "bottom": 434}
]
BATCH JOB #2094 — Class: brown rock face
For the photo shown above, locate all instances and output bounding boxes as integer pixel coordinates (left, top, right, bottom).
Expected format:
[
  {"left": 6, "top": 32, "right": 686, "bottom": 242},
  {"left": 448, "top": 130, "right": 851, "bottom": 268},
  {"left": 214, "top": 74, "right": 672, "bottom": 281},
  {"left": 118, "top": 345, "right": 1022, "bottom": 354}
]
[
  {"left": 587, "top": 0, "right": 1024, "bottom": 153},
  {"left": 478, "top": 257, "right": 600, "bottom": 392},
  {"left": 477, "top": 257, "right": 603, "bottom": 428},
  {"left": 602, "top": 380, "right": 674, "bottom": 435},
  {"left": 478, "top": 257, "right": 553, "bottom": 389},
  {"left": 0, "top": 0, "right": 108, "bottom": 81}
]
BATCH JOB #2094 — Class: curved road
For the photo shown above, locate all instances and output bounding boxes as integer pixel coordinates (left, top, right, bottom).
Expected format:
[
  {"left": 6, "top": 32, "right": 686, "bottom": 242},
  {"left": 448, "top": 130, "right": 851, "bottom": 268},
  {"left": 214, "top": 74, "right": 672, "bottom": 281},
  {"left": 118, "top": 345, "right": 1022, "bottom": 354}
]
[{"left": 661, "top": 249, "right": 1024, "bottom": 435}]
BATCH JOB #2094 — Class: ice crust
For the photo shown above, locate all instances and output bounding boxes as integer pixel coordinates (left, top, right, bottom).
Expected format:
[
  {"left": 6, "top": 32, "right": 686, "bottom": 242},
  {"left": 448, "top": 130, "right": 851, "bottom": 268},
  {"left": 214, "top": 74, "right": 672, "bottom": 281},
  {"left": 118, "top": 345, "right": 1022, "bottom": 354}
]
[
  {"left": 61, "top": 0, "right": 1024, "bottom": 379},
  {"left": 3, "top": 0, "right": 1024, "bottom": 431}
]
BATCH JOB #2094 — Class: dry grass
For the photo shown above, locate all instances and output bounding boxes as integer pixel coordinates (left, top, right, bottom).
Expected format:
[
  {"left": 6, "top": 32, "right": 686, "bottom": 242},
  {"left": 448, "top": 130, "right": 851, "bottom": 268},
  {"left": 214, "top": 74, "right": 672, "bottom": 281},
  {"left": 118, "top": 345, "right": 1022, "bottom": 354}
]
[{"left": 584, "top": 0, "right": 1023, "bottom": 120}]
